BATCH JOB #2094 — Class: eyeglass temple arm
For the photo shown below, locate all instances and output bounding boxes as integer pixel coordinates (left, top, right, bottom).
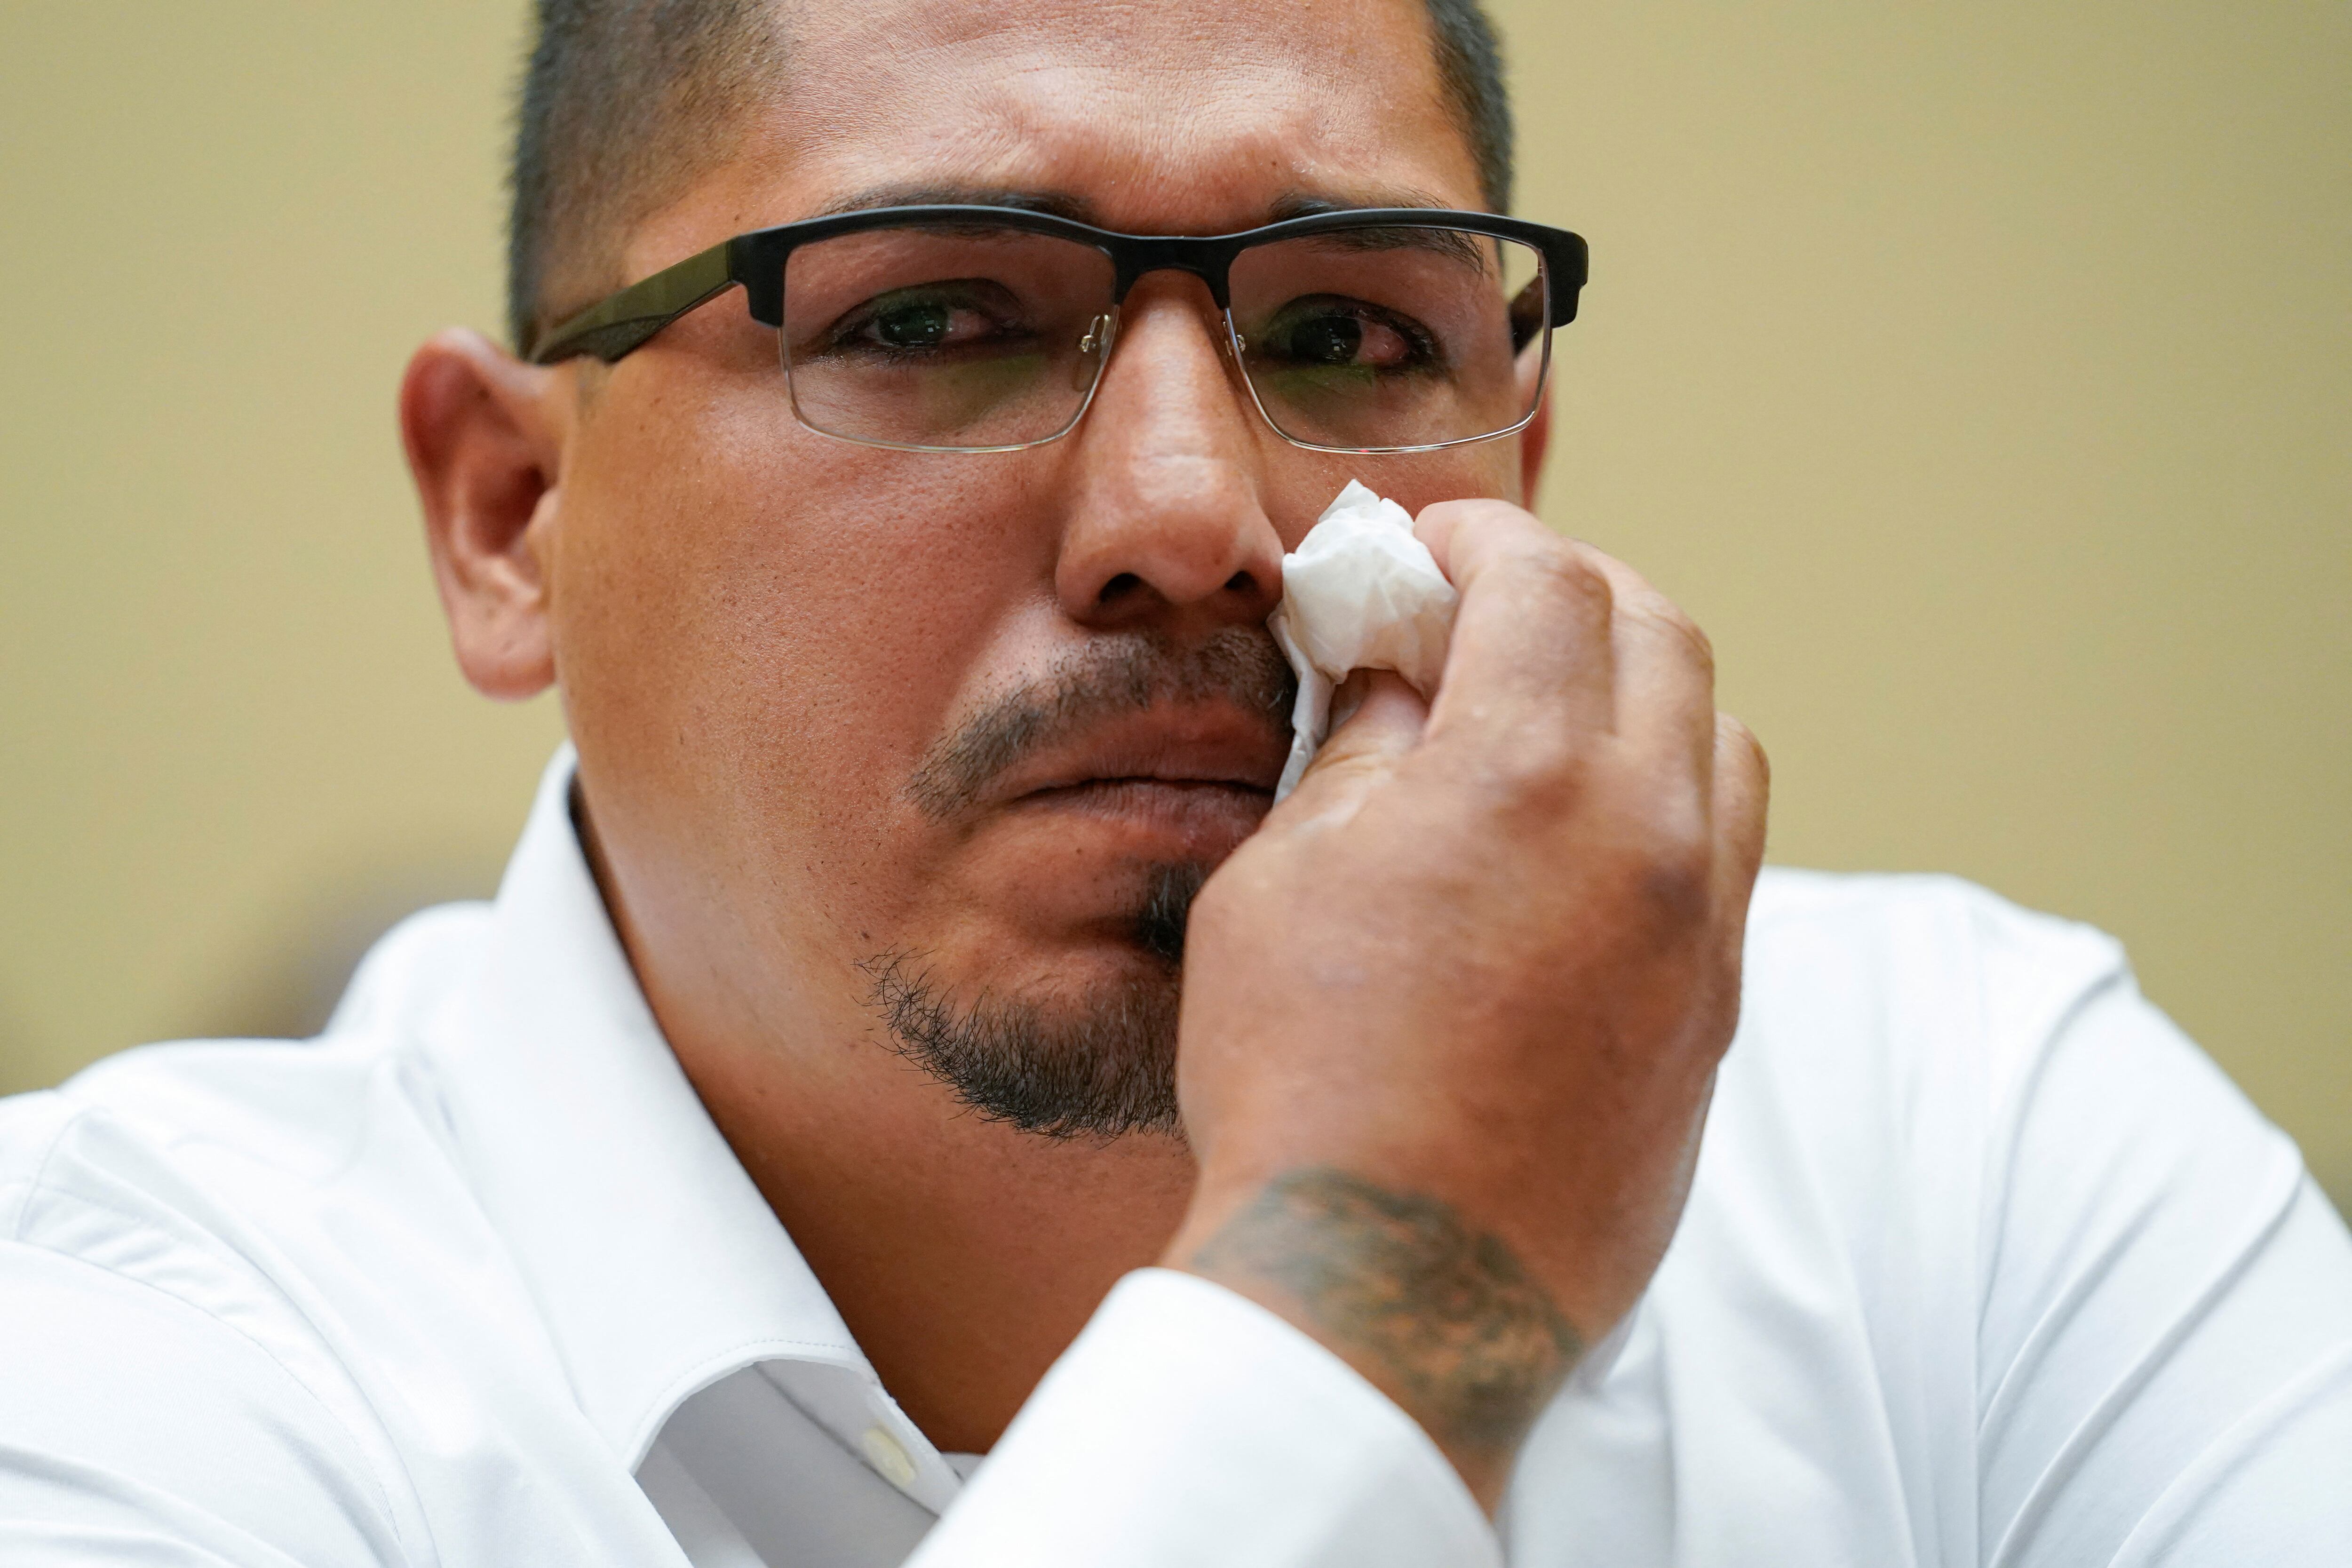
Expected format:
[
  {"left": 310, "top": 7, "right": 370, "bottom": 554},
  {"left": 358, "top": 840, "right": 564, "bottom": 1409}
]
[
  {"left": 525, "top": 241, "right": 739, "bottom": 366},
  {"left": 1548, "top": 233, "right": 1588, "bottom": 327}
]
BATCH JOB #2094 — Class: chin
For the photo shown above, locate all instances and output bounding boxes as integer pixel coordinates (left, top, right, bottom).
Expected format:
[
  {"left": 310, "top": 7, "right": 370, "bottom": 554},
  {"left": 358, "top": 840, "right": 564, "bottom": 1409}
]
[
  {"left": 873, "top": 855, "right": 1206, "bottom": 1011},
  {"left": 857, "top": 921, "right": 1190, "bottom": 1142}
]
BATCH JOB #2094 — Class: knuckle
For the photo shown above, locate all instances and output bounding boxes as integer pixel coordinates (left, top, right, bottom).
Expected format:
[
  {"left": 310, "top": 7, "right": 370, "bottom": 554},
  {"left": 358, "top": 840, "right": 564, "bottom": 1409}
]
[
  {"left": 1518, "top": 540, "right": 1613, "bottom": 621},
  {"left": 1623, "top": 590, "right": 1715, "bottom": 677},
  {"left": 1639, "top": 793, "right": 1716, "bottom": 901},
  {"left": 1638, "top": 846, "right": 1716, "bottom": 932},
  {"left": 1480, "top": 732, "right": 1593, "bottom": 813},
  {"left": 1716, "top": 711, "right": 1770, "bottom": 790},
  {"left": 1579, "top": 829, "right": 1714, "bottom": 949},
  {"left": 1447, "top": 720, "right": 1596, "bottom": 826}
]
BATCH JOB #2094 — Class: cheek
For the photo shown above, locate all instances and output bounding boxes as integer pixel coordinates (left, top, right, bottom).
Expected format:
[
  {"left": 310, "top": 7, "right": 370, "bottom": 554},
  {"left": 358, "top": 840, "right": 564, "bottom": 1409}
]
[
  {"left": 1255, "top": 440, "right": 1526, "bottom": 549},
  {"left": 551, "top": 380, "right": 1061, "bottom": 923}
]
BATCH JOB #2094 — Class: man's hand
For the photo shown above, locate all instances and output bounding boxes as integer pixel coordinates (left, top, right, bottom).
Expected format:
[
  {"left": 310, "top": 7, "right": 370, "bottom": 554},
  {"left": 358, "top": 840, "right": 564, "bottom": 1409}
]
[{"left": 1164, "top": 500, "right": 1769, "bottom": 1508}]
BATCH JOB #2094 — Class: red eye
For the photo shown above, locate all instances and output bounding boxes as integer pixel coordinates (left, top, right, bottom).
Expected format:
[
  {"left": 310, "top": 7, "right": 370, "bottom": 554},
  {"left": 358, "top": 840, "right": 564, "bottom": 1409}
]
[
  {"left": 1350, "top": 318, "right": 1414, "bottom": 368},
  {"left": 1255, "top": 298, "right": 1438, "bottom": 373}
]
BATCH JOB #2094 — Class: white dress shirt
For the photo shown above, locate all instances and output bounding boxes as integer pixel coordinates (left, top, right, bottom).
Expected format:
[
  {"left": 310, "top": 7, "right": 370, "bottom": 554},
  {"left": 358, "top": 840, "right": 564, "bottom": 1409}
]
[{"left": 3, "top": 747, "right": 2346, "bottom": 1567}]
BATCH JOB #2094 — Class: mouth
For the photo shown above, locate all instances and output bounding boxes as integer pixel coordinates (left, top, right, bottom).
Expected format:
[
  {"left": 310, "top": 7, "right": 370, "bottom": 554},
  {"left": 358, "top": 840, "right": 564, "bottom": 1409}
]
[
  {"left": 902, "top": 696, "right": 1283, "bottom": 979},
  {"left": 995, "top": 703, "right": 1286, "bottom": 818},
  {"left": 1015, "top": 776, "right": 1273, "bottom": 843}
]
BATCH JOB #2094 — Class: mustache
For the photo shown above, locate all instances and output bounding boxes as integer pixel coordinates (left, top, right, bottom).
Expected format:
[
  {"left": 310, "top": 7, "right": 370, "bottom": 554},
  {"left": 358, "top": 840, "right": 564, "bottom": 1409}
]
[{"left": 906, "top": 627, "right": 1296, "bottom": 820}]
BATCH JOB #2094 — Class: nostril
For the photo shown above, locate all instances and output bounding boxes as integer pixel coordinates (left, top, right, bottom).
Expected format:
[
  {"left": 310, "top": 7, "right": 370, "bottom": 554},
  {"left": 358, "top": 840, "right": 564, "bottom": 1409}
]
[
  {"left": 1097, "top": 571, "right": 1145, "bottom": 606},
  {"left": 1224, "top": 570, "right": 1258, "bottom": 597}
]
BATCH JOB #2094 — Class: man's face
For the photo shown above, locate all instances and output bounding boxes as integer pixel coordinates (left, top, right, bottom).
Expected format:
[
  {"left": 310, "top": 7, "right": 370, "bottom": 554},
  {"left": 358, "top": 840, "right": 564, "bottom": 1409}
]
[{"left": 541, "top": 0, "right": 1537, "bottom": 1133}]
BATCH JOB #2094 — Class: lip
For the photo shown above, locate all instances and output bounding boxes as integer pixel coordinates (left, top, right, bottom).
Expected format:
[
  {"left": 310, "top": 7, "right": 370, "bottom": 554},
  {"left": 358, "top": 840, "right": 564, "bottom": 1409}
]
[{"left": 989, "top": 702, "right": 1287, "bottom": 810}]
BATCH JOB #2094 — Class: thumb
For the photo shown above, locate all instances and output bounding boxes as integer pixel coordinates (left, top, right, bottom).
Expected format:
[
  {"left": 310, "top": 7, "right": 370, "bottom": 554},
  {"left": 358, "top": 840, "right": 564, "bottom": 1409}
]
[{"left": 1274, "top": 669, "right": 1428, "bottom": 828}]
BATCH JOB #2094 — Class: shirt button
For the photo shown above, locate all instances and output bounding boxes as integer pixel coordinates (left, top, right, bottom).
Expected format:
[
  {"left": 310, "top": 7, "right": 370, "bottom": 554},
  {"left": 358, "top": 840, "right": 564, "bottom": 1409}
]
[{"left": 860, "top": 1425, "right": 917, "bottom": 1490}]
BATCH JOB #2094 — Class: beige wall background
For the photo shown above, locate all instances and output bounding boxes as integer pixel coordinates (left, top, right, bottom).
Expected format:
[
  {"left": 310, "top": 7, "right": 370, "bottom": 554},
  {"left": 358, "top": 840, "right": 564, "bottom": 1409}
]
[{"left": 1, "top": 2, "right": 2344, "bottom": 1203}]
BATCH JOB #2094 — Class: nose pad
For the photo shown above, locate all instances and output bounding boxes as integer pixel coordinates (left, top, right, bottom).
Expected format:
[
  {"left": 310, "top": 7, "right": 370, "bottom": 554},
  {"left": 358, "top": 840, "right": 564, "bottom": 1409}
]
[
  {"left": 1073, "top": 309, "right": 1120, "bottom": 393},
  {"left": 1067, "top": 289, "right": 1248, "bottom": 408}
]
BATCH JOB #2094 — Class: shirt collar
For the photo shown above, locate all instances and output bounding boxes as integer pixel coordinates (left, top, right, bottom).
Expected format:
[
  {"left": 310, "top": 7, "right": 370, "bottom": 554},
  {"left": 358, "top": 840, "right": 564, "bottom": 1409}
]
[{"left": 417, "top": 745, "right": 930, "bottom": 1478}]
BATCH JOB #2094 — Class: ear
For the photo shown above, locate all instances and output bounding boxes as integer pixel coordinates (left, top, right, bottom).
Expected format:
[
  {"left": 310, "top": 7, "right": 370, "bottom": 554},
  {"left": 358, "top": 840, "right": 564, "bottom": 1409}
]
[
  {"left": 1514, "top": 347, "right": 1554, "bottom": 509},
  {"left": 399, "top": 328, "right": 568, "bottom": 700}
]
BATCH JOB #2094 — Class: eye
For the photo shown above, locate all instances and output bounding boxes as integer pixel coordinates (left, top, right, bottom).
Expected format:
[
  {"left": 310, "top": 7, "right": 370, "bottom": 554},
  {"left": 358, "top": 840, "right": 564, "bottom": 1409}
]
[
  {"left": 861, "top": 298, "right": 988, "bottom": 350},
  {"left": 1255, "top": 296, "right": 1439, "bottom": 373},
  {"left": 827, "top": 281, "right": 1029, "bottom": 357}
]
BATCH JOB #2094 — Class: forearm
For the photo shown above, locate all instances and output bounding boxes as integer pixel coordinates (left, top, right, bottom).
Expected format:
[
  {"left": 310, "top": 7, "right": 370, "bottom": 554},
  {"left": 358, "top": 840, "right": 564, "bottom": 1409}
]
[{"left": 1171, "top": 1164, "right": 1582, "bottom": 1509}]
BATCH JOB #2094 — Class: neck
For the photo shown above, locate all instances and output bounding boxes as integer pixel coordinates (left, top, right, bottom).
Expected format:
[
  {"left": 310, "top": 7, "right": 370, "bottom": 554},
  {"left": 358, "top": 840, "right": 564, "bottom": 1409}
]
[
  {"left": 678, "top": 1029, "right": 1197, "bottom": 1453},
  {"left": 576, "top": 784, "right": 1198, "bottom": 1453}
]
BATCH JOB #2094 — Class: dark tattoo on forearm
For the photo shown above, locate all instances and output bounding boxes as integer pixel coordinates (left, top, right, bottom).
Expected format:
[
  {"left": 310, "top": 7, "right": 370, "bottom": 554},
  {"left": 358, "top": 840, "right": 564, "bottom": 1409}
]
[{"left": 1188, "top": 1167, "right": 1583, "bottom": 1462}]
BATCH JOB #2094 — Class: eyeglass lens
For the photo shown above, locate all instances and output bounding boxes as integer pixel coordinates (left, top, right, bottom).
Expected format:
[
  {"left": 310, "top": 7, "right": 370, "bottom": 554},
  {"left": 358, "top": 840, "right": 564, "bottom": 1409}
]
[{"left": 779, "top": 223, "right": 1549, "bottom": 453}]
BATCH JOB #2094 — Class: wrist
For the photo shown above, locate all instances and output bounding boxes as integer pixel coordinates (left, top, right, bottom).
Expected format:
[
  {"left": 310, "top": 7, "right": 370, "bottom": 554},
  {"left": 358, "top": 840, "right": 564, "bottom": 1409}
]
[{"left": 1163, "top": 1163, "right": 1580, "bottom": 1511}]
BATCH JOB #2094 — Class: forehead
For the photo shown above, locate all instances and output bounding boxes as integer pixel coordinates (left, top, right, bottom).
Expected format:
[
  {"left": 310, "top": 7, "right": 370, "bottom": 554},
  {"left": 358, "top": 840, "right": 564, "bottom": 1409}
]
[{"left": 644, "top": 0, "right": 1480, "bottom": 258}]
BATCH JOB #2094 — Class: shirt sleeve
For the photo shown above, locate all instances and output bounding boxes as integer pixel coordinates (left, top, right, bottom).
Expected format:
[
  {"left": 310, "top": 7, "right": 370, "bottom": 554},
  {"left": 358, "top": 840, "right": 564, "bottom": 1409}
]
[
  {"left": 0, "top": 1240, "right": 406, "bottom": 1568},
  {"left": 905, "top": 1267, "right": 1500, "bottom": 1568},
  {"left": 1976, "top": 957, "right": 2352, "bottom": 1566}
]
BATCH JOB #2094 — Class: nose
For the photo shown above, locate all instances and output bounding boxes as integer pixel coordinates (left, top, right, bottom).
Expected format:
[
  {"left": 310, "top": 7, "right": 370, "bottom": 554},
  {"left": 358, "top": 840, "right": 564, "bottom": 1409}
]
[{"left": 1052, "top": 274, "right": 1284, "bottom": 636}]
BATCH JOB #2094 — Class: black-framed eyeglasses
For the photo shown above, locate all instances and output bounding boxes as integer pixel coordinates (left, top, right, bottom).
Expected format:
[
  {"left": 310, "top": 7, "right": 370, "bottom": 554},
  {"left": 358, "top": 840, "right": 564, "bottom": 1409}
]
[{"left": 529, "top": 205, "right": 1588, "bottom": 455}]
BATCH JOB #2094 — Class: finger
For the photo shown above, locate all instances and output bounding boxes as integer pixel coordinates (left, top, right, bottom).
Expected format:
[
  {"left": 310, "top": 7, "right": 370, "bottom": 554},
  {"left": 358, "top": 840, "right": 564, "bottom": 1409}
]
[
  {"left": 1708, "top": 710, "right": 1771, "bottom": 927},
  {"left": 1573, "top": 546, "right": 1720, "bottom": 785},
  {"left": 1412, "top": 499, "right": 1616, "bottom": 745},
  {"left": 1275, "top": 670, "right": 1427, "bottom": 829}
]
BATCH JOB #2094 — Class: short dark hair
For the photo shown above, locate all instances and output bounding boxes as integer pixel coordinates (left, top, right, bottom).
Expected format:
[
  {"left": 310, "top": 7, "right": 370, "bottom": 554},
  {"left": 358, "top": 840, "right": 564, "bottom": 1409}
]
[
  {"left": 506, "top": 0, "right": 1514, "bottom": 353},
  {"left": 1425, "top": 0, "right": 1515, "bottom": 216}
]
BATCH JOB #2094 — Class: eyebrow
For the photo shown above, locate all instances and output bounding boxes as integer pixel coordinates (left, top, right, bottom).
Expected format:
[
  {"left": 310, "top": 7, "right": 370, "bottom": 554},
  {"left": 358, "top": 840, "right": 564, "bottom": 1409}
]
[
  {"left": 812, "top": 183, "right": 1104, "bottom": 223},
  {"left": 808, "top": 180, "right": 1465, "bottom": 234},
  {"left": 1266, "top": 185, "right": 1460, "bottom": 221}
]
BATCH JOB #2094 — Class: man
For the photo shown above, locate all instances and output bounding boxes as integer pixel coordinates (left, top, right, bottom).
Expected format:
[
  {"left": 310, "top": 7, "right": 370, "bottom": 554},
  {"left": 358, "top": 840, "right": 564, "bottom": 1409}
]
[{"left": 2, "top": 0, "right": 2345, "bottom": 1562}]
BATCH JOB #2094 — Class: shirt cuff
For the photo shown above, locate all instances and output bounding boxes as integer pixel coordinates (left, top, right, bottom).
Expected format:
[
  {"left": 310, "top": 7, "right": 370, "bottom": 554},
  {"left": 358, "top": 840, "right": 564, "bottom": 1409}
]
[{"left": 907, "top": 1266, "right": 1500, "bottom": 1568}]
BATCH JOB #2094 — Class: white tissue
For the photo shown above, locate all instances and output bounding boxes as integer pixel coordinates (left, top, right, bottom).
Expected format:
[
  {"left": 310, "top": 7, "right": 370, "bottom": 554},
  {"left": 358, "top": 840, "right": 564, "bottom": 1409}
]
[{"left": 1268, "top": 480, "right": 1460, "bottom": 800}]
